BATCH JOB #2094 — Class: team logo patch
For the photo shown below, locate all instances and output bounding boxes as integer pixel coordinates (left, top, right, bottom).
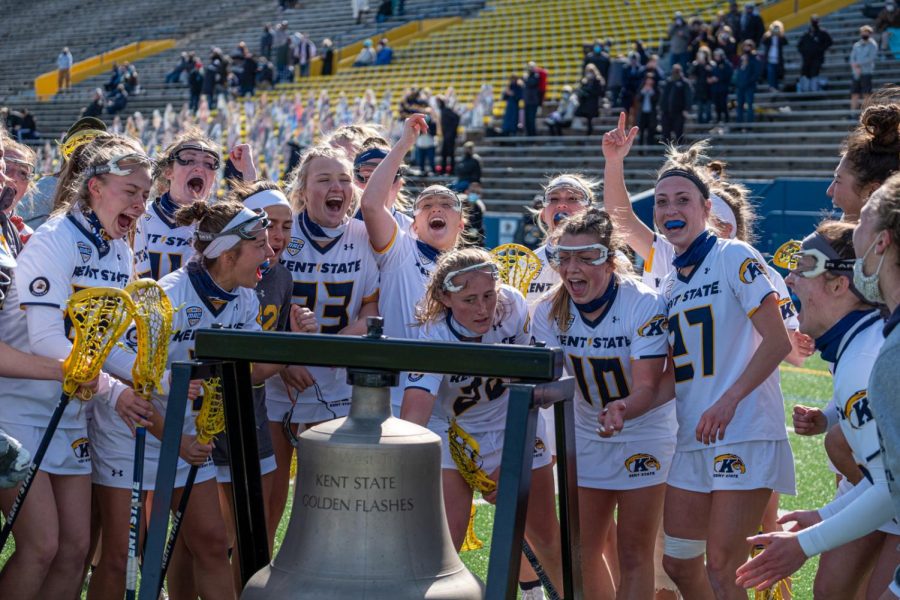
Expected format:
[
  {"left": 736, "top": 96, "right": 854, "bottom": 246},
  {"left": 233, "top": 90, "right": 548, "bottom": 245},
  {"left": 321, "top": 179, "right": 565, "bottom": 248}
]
[
  {"left": 561, "top": 313, "right": 576, "bottom": 332},
  {"left": 534, "top": 437, "right": 546, "bottom": 455},
  {"left": 77, "top": 241, "right": 92, "bottom": 263},
  {"left": 186, "top": 306, "right": 203, "bottom": 327},
  {"left": 713, "top": 453, "right": 746, "bottom": 477},
  {"left": 637, "top": 313, "right": 668, "bottom": 337},
  {"left": 738, "top": 258, "right": 767, "bottom": 284},
  {"left": 407, "top": 372, "right": 424, "bottom": 382},
  {"left": 778, "top": 296, "right": 797, "bottom": 320},
  {"left": 71, "top": 437, "right": 90, "bottom": 463},
  {"left": 843, "top": 389, "right": 874, "bottom": 429},
  {"left": 286, "top": 237, "right": 304, "bottom": 256},
  {"left": 625, "top": 453, "right": 661, "bottom": 477},
  {"left": 29, "top": 276, "right": 49, "bottom": 297}
]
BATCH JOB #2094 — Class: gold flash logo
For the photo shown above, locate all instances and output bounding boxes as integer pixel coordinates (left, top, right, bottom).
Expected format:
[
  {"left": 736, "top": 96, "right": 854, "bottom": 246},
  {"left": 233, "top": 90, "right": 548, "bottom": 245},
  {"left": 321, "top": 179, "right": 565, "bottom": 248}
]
[
  {"left": 625, "top": 453, "right": 661, "bottom": 473},
  {"left": 843, "top": 390, "right": 874, "bottom": 429},
  {"left": 71, "top": 437, "right": 90, "bottom": 462},
  {"left": 714, "top": 453, "right": 746, "bottom": 474},
  {"left": 638, "top": 314, "right": 668, "bottom": 337},
  {"left": 738, "top": 258, "right": 767, "bottom": 284}
]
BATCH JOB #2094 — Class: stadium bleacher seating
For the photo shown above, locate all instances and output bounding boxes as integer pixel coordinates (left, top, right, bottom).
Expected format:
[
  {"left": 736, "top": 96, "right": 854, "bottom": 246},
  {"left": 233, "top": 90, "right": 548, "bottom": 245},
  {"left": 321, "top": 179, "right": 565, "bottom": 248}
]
[{"left": 2, "top": 0, "right": 898, "bottom": 213}]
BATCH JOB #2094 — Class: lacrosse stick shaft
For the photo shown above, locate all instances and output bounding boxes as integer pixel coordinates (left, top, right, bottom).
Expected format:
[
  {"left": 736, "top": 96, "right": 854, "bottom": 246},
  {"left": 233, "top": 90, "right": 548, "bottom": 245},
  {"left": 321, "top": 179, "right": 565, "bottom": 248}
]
[
  {"left": 0, "top": 393, "right": 70, "bottom": 550},
  {"left": 157, "top": 463, "right": 198, "bottom": 592},
  {"left": 125, "top": 426, "right": 147, "bottom": 600},
  {"left": 522, "top": 538, "right": 561, "bottom": 600}
]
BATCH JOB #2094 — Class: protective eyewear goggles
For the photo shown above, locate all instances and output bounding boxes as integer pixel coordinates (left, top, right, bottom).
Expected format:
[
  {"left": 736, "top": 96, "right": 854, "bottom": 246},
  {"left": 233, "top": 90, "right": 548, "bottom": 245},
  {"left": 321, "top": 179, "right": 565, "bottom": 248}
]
[
  {"left": 4, "top": 157, "right": 34, "bottom": 182},
  {"left": 282, "top": 404, "right": 301, "bottom": 448},
  {"left": 353, "top": 163, "right": 405, "bottom": 184},
  {"left": 546, "top": 243, "right": 610, "bottom": 268},
  {"left": 443, "top": 261, "right": 500, "bottom": 293},
  {"left": 789, "top": 249, "right": 854, "bottom": 279},
  {"left": 194, "top": 210, "right": 270, "bottom": 243},
  {"left": 772, "top": 240, "right": 852, "bottom": 279},
  {"left": 85, "top": 152, "right": 154, "bottom": 179},
  {"left": 414, "top": 190, "right": 462, "bottom": 216},
  {"left": 170, "top": 145, "right": 220, "bottom": 171},
  {"left": 541, "top": 183, "right": 591, "bottom": 208}
]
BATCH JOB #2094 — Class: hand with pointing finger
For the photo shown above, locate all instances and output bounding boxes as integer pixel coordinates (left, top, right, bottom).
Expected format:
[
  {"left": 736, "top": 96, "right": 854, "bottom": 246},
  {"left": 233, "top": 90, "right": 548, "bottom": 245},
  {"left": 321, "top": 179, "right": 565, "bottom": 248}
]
[{"left": 602, "top": 111, "right": 639, "bottom": 163}]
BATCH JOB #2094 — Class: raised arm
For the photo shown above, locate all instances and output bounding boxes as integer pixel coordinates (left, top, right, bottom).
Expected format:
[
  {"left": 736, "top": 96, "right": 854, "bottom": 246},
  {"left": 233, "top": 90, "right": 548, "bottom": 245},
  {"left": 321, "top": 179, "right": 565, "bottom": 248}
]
[
  {"left": 360, "top": 114, "right": 427, "bottom": 251},
  {"left": 602, "top": 111, "right": 655, "bottom": 259}
]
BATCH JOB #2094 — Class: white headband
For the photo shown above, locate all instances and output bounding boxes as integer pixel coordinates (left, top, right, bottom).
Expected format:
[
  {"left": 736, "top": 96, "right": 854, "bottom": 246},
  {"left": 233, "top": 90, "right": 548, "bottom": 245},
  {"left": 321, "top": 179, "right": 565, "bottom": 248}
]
[
  {"left": 202, "top": 207, "right": 262, "bottom": 259},
  {"left": 243, "top": 189, "right": 290, "bottom": 212},
  {"left": 709, "top": 193, "right": 737, "bottom": 239}
]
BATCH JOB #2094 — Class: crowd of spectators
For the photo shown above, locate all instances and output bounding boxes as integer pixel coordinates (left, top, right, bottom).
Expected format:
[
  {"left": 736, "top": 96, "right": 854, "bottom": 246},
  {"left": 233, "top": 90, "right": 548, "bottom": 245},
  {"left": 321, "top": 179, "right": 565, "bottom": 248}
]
[{"left": 494, "top": 1, "right": 893, "bottom": 143}]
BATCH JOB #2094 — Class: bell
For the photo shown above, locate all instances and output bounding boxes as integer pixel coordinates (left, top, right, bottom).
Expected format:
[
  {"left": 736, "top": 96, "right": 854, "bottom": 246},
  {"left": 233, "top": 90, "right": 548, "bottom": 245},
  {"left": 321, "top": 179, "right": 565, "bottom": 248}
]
[{"left": 242, "top": 368, "right": 484, "bottom": 599}]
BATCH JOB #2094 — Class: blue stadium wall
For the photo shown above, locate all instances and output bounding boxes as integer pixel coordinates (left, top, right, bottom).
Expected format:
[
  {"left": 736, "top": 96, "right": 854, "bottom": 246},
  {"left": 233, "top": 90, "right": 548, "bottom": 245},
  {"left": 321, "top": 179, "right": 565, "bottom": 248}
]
[{"left": 484, "top": 179, "right": 838, "bottom": 257}]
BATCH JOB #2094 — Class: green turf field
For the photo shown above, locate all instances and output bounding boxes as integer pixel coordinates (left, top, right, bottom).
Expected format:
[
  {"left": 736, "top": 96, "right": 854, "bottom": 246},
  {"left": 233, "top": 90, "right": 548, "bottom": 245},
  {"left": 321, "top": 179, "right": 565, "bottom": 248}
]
[{"left": 2, "top": 359, "right": 836, "bottom": 598}]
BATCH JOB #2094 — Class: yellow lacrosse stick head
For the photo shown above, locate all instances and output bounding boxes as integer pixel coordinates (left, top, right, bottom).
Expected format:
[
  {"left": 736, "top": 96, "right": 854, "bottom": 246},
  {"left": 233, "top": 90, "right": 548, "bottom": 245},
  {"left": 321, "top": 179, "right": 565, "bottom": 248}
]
[
  {"left": 490, "top": 243, "right": 543, "bottom": 297},
  {"left": 195, "top": 377, "right": 225, "bottom": 445},
  {"left": 62, "top": 287, "right": 134, "bottom": 398},
  {"left": 126, "top": 279, "right": 174, "bottom": 398},
  {"left": 447, "top": 419, "right": 497, "bottom": 494},
  {"left": 772, "top": 240, "right": 802, "bottom": 270}
]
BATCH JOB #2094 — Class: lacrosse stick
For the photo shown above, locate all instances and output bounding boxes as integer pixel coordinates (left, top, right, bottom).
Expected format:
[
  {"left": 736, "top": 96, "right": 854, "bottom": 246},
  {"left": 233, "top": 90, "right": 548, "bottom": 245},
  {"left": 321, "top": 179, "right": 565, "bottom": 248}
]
[
  {"left": 751, "top": 526, "right": 793, "bottom": 600},
  {"left": 449, "top": 419, "right": 493, "bottom": 553},
  {"left": 448, "top": 419, "right": 560, "bottom": 599},
  {"left": 157, "top": 377, "right": 225, "bottom": 592},
  {"left": 124, "top": 279, "right": 174, "bottom": 600},
  {"left": 0, "top": 287, "right": 133, "bottom": 550},
  {"left": 490, "top": 243, "right": 543, "bottom": 297},
  {"left": 771, "top": 240, "right": 801, "bottom": 270}
]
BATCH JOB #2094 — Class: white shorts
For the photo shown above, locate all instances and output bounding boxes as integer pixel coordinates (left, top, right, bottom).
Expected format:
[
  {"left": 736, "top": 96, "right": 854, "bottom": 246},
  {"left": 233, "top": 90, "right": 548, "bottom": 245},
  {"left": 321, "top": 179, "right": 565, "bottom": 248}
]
[
  {"left": 577, "top": 435, "right": 676, "bottom": 490},
  {"left": 266, "top": 396, "right": 351, "bottom": 426},
  {"left": 92, "top": 443, "right": 215, "bottom": 490},
  {"left": 435, "top": 413, "right": 552, "bottom": 474},
  {"left": 2, "top": 422, "right": 91, "bottom": 476},
  {"left": 836, "top": 476, "right": 900, "bottom": 535},
  {"left": 216, "top": 454, "right": 277, "bottom": 483},
  {"left": 541, "top": 406, "right": 556, "bottom": 456},
  {"left": 668, "top": 440, "right": 796, "bottom": 494}
]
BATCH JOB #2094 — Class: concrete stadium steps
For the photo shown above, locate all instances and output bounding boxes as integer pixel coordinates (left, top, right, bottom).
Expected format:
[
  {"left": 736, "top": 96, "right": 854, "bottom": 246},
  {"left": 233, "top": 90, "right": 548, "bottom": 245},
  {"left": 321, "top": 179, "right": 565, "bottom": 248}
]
[
  {"left": 0, "top": 0, "right": 277, "bottom": 100},
  {"left": 5, "top": 0, "right": 484, "bottom": 139}
]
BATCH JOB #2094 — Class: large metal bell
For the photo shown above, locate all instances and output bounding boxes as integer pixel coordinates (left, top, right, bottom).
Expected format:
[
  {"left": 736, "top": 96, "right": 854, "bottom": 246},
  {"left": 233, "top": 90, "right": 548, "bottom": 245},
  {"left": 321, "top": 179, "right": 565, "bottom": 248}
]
[{"left": 242, "top": 369, "right": 484, "bottom": 599}]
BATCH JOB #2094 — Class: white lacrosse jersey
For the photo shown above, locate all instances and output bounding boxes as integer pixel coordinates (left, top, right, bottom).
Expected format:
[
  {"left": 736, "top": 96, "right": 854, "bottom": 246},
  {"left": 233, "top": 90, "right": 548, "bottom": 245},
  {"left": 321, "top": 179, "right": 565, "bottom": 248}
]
[
  {"left": 659, "top": 237, "right": 788, "bottom": 451},
  {"left": 403, "top": 285, "right": 531, "bottom": 434},
  {"left": 643, "top": 234, "right": 798, "bottom": 330},
  {"left": 371, "top": 223, "right": 439, "bottom": 406},
  {"left": 158, "top": 264, "right": 261, "bottom": 425},
  {"left": 132, "top": 195, "right": 195, "bottom": 280},
  {"left": 268, "top": 212, "right": 379, "bottom": 406},
  {"left": 0, "top": 211, "right": 132, "bottom": 429},
  {"left": 531, "top": 276, "right": 675, "bottom": 442},
  {"left": 525, "top": 245, "right": 559, "bottom": 305},
  {"left": 829, "top": 311, "right": 886, "bottom": 475},
  {"left": 99, "top": 263, "right": 261, "bottom": 462},
  {"left": 641, "top": 235, "right": 676, "bottom": 291}
]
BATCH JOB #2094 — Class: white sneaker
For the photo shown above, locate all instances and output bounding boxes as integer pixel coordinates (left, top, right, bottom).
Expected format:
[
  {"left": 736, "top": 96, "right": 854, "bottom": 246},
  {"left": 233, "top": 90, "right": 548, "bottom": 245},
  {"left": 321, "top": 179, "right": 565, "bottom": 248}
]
[{"left": 520, "top": 587, "right": 547, "bottom": 600}]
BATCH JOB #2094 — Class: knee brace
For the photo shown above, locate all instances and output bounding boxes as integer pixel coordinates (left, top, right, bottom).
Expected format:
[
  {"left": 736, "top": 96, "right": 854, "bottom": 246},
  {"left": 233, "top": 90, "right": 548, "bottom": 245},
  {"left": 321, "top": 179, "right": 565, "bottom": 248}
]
[{"left": 663, "top": 535, "right": 706, "bottom": 560}]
